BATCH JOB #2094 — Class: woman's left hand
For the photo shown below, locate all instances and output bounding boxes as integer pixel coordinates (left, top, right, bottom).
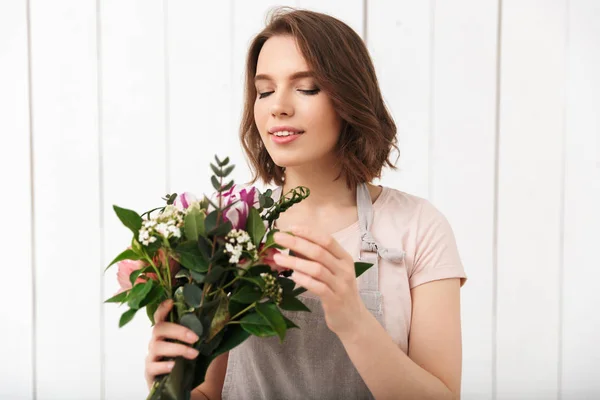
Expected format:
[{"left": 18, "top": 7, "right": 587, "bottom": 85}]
[{"left": 272, "top": 226, "right": 370, "bottom": 341}]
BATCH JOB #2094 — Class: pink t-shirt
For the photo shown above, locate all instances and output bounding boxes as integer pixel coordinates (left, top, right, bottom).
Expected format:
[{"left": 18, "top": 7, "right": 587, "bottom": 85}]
[{"left": 324, "top": 186, "right": 468, "bottom": 354}]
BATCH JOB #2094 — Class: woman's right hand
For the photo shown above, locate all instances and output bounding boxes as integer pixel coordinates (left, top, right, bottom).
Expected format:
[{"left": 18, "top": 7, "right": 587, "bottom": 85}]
[{"left": 144, "top": 299, "right": 201, "bottom": 390}]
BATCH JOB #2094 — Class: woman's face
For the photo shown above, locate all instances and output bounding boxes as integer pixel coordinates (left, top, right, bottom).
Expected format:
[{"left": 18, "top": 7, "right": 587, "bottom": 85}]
[{"left": 253, "top": 35, "right": 342, "bottom": 170}]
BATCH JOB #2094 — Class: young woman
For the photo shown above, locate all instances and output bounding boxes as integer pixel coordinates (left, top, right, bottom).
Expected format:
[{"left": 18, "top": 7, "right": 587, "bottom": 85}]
[{"left": 145, "top": 8, "right": 467, "bottom": 400}]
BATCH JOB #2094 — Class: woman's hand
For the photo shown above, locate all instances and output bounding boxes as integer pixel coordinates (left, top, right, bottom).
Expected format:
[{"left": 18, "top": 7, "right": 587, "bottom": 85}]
[
  {"left": 272, "top": 226, "right": 370, "bottom": 341},
  {"left": 144, "top": 299, "right": 201, "bottom": 390}
]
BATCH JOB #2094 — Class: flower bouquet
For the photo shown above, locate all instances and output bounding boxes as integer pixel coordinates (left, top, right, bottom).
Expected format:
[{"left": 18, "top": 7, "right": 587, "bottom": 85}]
[{"left": 104, "top": 156, "right": 375, "bottom": 400}]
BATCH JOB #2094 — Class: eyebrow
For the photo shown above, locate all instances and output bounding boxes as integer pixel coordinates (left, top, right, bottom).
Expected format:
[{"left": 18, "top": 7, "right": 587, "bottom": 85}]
[{"left": 254, "top": 71, "right": 314, "bottom": 83}]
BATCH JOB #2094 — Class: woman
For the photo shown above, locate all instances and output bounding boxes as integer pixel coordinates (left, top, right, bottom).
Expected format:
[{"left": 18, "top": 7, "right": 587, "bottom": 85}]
[{"left": 145, "top": 7, "right": 467, "bottom": 400}]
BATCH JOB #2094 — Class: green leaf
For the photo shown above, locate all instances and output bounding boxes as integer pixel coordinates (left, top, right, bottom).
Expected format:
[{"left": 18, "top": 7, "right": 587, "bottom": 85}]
[
  {"left": 354, "top": 261, "right": 374, "bottom": 278},
  {"left": 104, "top": 248, "right": 142, "bottom": 272},
  {"left": 139, "top": 284, "right": 164, "bottom": 309},
  {"left": 263, "top": 230, "right": 284, "bottom": 251},
  {"left": 197, "top": 236, "right": 212, "bottom": 260},
  {"left": 183, "top": 283, "right": 203, "bottom": 308},
  {"left": 240, "top": 312, "right": 277, "bottom": 337},
  {"left": 231, "top": 285, "right": 263, "bottom": 304},
  {"left": 214, "top": 155, "right": 222, "bottom": 165},
  {"left": 208, "top": 292, "right": 230, "bottom": 341},
  {"left": 279, "top": 295, "right": 311, "bottom": 312},
  {"left": 127, "top": 280, "right": 154, "bottom": 310},
  {"left": 277, "top": 277, "right": 296, "bottom": 295},
  {"left": 240, "top": 276, "right": 266, "bottom": 290},
  {"left": 283, "top": 315, "right": 300, "bottom": 329},
  {"left": 208, "top": 220, "right": 233, "bottom": 238},
  {"left": 180, "top": 313, "right": 203, "bottom": 339},
  {"left": 146, "top": 301, "right": 159, "bottom": 326},
  {"left": 119, "top": 308, "right": 138, "bottom": 327},
  {"left": 184, "top": 208, "right": 205, "bottom": 241},
  {"left": 113, "top": 205, "right": 142, "bottom": 237},
  {"left": 204, "top": 211, "right": 218, "bottom": 233},
  {"left": 256, "top": 302, "right": 286, "bottom": 343},
  {"left": 247, "top": 207, "right": 265, "bottom": 248},
  {"left": 212, "top": 324, "right": 250, "bottom": 359},
  {"left": 205, "top": 265, "right": 226, "bottom": 285},
  {"left": 176, "top": 240, "right": 209, "bottom": 273},
  {"left": 104, "top": 289, "right": 129, "bottom": 304}
]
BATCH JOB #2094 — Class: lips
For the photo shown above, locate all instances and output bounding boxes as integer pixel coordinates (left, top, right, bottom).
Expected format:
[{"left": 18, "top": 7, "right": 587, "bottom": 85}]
[{"left": 268, "top": 126, "right": 305, "bottom": 134}]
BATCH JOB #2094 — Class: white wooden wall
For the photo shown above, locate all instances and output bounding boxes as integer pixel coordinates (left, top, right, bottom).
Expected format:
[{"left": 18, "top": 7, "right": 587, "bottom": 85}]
[{"left": 1, "top": 1, "right": 598, "bottom": 399}]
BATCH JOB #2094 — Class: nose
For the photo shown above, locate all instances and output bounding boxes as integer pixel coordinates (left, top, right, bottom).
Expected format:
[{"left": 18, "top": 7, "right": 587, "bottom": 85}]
[{"left": 269, "top": 92, "right": 294, "bottom": 118}]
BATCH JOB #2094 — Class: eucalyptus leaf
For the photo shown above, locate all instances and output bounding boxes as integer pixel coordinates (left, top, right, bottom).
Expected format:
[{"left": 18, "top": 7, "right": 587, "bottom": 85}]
[
  {"left": 183, "top": 283, "right": 203, "bottom": 308},
  {"left": 211, "top": 176, "right": 221, "bottom": 191},
  {"left": 190, "top": 270, "right": 206, "bottom": 283},
  {"left": 180, "top": 313, "right": 204, "bottom": 339},
  {"left": 222, "top": 165, "right": 235, "bottom": 177}
]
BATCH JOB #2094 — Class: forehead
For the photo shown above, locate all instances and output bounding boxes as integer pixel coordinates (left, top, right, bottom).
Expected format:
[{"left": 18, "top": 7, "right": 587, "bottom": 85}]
[{"left": 255, "top": 35, "right": 310, "bottom": 76}]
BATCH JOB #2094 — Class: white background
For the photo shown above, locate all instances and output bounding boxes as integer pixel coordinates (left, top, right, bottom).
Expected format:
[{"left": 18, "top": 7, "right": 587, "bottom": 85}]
[{"left": 1, "top": 1, "right": 598, "bottom": 399}]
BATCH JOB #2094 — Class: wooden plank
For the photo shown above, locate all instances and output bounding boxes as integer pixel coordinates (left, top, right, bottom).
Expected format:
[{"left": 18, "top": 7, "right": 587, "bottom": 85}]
[
  {"left": 99, "top": 1, "right": 167, "bottom": 398},
  {"left": 561, "top": 0, "right": 600, "bottom": 398},
  {"left": 167, "top": 1, "right": 235, "bottom": 198},
  {"left": 0, "top": 1, "right": 34, "bottom": 398},
  {"left": 496, "top": 1, "right": 566, "bottom": 398},
  {"left": 367, "top": 1, "right": 432, "bottom": 197},
  {"left": 28, "top": 0, "right": 102, "bottom": 398},
  {"left": 430, "top": 1, "right": 499, "bottom": 398}
]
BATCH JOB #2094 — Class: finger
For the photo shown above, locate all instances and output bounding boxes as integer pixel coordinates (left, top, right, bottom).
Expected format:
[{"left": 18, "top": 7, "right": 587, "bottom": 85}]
[
  {"left": 153, "top": 299, "right": 173, "bottom": 324},
  {"left": 153, "top": 321, "right": 199, "bottom": 344},
  {"left": 273, "top": 231, "right": 340, "bottom": 274},
  {"left": 149, "top": 340, "right": 199, "bottom": 361},
  {"left": 289, "top": 270, "right": 333, "bottom": 298},
  {"left": 288, "top": 225, "right": 349, "bottom": 260},
  {"left": 146, "top": 360, "right": 176, "bottom": 378},
  {"left": 273, "top": 252, "right": 336, "bottom": 290}
]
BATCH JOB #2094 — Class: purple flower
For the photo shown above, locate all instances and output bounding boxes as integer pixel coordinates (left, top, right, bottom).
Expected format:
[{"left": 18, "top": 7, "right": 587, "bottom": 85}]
[
  {"left": 210, "top": 185, "right": 260, "bottom": 230},
  {"left": 174, "top": 192, "right": 198, "bottom": 211}
]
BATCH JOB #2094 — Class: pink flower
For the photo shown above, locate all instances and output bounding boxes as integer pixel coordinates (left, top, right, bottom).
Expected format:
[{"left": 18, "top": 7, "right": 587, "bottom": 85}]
[
  {"left": 174, "top": 192, "right": 198, "bottom": 211},
  {"left": 209, "top": 184, "right": 260, "bottom": 230},
  {"left": 260, "top": 245, "right": 290, "bottom": 274},
  {"left": 116, "top": 258, "right": 149, "bottom": 293}
]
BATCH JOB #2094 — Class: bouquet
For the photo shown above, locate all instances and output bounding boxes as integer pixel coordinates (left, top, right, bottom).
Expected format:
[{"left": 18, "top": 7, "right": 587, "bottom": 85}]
[{"left": 104, "top": 156, "right": 375, "bottom": 400}]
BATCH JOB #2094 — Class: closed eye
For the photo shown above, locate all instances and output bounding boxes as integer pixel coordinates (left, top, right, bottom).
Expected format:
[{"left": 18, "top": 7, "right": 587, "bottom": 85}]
[{"left": 258, "top": 88, "right": 321, "bottom": 99}]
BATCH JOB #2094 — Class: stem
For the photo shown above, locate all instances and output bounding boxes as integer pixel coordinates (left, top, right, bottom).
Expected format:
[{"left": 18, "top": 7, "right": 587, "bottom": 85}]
[{"left": 229, "top": 302, "right": 257, "bottom": 321}]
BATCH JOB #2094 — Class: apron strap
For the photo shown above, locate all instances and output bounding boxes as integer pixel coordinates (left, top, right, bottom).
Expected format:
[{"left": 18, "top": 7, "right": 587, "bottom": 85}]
[{"left": 356, "top": 183, "right": 405, "bottom": 291}]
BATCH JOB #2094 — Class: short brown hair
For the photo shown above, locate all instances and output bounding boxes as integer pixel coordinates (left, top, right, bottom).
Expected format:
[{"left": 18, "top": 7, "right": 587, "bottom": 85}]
[{"left": 240, "top": 7, "right": 399, "bottom": 190}]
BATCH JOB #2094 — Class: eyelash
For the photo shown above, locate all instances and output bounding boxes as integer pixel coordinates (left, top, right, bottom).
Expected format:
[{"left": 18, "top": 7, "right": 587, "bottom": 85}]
[{"left": 258, "top": 89, "right": 320, "bottom": 99}]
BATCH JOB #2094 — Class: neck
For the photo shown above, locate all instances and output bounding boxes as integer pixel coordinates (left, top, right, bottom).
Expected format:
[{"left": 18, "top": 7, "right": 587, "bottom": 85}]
[{"left": 280, "top": 163, "right": 357, "bottom": 210}]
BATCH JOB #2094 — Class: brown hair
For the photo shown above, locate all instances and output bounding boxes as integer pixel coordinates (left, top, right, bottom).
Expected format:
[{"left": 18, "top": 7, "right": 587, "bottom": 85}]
[{"left": 240, "top": 7, "right": 399, "bottom": 190}]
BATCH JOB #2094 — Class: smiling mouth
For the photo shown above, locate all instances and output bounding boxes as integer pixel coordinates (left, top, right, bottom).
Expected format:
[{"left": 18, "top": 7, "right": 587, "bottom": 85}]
[{"left": 271, "top": 130, "right": 305, "bottom": 137}]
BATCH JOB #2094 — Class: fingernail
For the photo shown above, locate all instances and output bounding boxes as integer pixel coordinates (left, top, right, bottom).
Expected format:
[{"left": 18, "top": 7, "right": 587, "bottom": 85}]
[
  {"left": 168, "top": 362, "right": 175, "bottom": 370},
  {"left": 187, "top": 331, "right": 199, "bottom": 342},
  {"left": 187, "top": 348, "right": 199, "bottom": 358}
]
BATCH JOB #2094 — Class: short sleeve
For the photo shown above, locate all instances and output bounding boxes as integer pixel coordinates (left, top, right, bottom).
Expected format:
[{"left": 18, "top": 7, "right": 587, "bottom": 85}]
[{"left": 408, "top": 199, "right": 467, "bottom": 289}]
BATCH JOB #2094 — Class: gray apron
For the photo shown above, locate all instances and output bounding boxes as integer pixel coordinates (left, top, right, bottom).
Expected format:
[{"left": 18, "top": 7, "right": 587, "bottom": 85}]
[{"left": 221, "top": 183, "right": 405, "bottom": 399}]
